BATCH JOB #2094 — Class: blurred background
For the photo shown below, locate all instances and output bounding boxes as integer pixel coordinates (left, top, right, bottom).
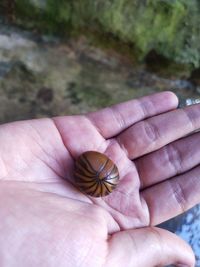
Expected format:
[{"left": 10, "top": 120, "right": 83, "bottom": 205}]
[{"left": 0, "top": 1, "right": 200, "bottom": 265}]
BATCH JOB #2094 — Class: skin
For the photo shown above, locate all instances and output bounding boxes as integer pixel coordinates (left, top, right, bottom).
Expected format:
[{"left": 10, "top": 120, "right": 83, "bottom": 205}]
[{"left": 0, "top": 91, "right": 199, "bottom": 267}]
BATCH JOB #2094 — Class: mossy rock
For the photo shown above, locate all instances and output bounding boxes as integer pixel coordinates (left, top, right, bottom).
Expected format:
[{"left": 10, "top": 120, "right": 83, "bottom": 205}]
[{"left": 8, "top": 0, "right": 200, "bottom": 68}]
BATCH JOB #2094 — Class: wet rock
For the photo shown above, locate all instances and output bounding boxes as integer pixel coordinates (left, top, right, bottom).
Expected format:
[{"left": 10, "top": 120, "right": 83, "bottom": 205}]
[
  {"left": 0, "top": 61, "right": 13, "bottom": 78},
  {"left": 37, "top": 87, "right": 54, "bottom": 103},
  {"left": 190, "top": 68, "right": 200, "bottom": 86},
  {"left": 161, "top": 204, "right": 200, "bottom": 266},
  {"left": 0, "top": 32, "right": 35, "bottom": 50},
  {"left": 145, "top": 50, "right": 191, "bottom": 79},
  {"left": 0, "top": 22, "right": 199, "bottom": 123}
]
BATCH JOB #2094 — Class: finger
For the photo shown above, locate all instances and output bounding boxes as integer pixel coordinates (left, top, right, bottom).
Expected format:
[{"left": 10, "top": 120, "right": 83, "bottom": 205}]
[
  {"left": 105, "top": 227, "right": 195, "bottom": 267},
  {"left": 53, "top": 115, "right": 105, "bottom": 158},
  {"left": 117, "top": 103, "right": 200, "bottom": 159},
  {"left": 87, "top": 91, "right": 178, "bottom": 138},
  {"left": 142, "top": 165, "right": 200, "bottom": 226},
  {"left": 136, "top": 131, "right": 200, "bottom": 189}
]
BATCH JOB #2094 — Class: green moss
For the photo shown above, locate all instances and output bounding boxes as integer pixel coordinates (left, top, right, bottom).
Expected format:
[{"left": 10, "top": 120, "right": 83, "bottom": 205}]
[
  {"left": 45, "top": 0, "right": 72, "bottom": 31},
  {"left": 15, "top": 0, "right": 41, "bottom": 27},
  {"left": 92, "top": 0, "right": 186, "bottom": 59},
  {"left": 145, "top": 50, "right": 192, "bottom": 78},
  {"left": 68, "top": 83, "right": 113, "bottom": 108},
  {"left": 12, "top": 0, "right": 200, "bottom": 68},
  {"left": 15, "top": 0, "right": 72, "bottom": 33}
]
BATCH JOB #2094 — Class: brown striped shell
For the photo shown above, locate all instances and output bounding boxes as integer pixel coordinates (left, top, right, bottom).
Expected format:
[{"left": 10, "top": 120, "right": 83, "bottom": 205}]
[{"left": 74, "top": 151, "right": 119, "bottom": 197}]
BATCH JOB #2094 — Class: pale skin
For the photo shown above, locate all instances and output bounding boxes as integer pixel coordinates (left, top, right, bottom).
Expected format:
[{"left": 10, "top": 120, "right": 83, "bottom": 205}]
[{"left": 0, "top": 92, "right": 199, "bottom": 267}]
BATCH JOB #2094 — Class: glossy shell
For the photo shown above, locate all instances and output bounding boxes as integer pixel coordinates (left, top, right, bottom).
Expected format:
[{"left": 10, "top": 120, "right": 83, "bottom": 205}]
[{"left": 74, "top": 151, "right": 119, "bottom": 197}]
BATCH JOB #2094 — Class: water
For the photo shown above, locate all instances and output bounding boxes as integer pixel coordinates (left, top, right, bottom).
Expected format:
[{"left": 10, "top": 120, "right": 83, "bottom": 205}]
[{"left": 161, "top": 205, "right": 200, "bottom": 266}]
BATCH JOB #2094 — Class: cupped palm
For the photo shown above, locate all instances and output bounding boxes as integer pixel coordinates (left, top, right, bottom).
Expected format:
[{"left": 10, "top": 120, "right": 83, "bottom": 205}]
[{"left": 0, "top": 92, "right": 199, "bottom": 267}]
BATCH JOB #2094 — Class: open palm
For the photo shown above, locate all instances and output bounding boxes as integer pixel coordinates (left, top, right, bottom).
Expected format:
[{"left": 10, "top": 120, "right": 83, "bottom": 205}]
[{"left": 0, "top": 92, "right": 199, "bottom": 267}]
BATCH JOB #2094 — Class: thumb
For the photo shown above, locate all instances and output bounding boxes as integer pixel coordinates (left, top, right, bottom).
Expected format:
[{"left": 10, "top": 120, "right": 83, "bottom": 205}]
[{"left": 105, "top": 227, "right": 195, "bottom": 267}]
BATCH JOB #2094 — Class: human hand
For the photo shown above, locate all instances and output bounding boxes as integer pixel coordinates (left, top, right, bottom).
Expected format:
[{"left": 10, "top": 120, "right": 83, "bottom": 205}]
[{"left": 0, "top": 91, "right": 199, "bottom": 267}]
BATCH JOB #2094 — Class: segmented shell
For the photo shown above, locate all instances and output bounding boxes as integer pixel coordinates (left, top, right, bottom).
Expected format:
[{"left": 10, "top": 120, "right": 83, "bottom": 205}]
[{"left": 74, "top": 151, "right": 119, "bottom": 197}]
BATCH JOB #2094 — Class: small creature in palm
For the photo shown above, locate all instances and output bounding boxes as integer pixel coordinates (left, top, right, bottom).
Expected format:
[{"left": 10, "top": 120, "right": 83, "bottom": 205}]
[{"left": 74, "top": 151, "right": 119, "bottom": 197}]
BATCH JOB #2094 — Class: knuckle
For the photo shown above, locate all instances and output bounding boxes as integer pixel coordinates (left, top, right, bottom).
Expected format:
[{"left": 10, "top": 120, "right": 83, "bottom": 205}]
[
  {"left": 165, "top": 143, "right": 183, "bottom": 174},
  {"left": 137, "top": 98, "right": 155, "bottom": 118},
  {"left": 169, "top": 179, "right": 187, "bottom": 213},
  {"left": 111, "top": 106, "right": 126, "bottom": 130},
  {"left": 116, "top": 136, "right": 129, "bottom": 157},
  {"left": 182, "top": 108, "right": 196, "bottom": 131},
  {"left": 142, "top": 120, "right": 160, "bottom": 146}
]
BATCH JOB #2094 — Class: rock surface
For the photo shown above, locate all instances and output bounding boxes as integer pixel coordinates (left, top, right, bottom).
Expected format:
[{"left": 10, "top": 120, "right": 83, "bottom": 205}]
[{"left": 0, "top": 22, "right": 199, "bottom": 122}]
